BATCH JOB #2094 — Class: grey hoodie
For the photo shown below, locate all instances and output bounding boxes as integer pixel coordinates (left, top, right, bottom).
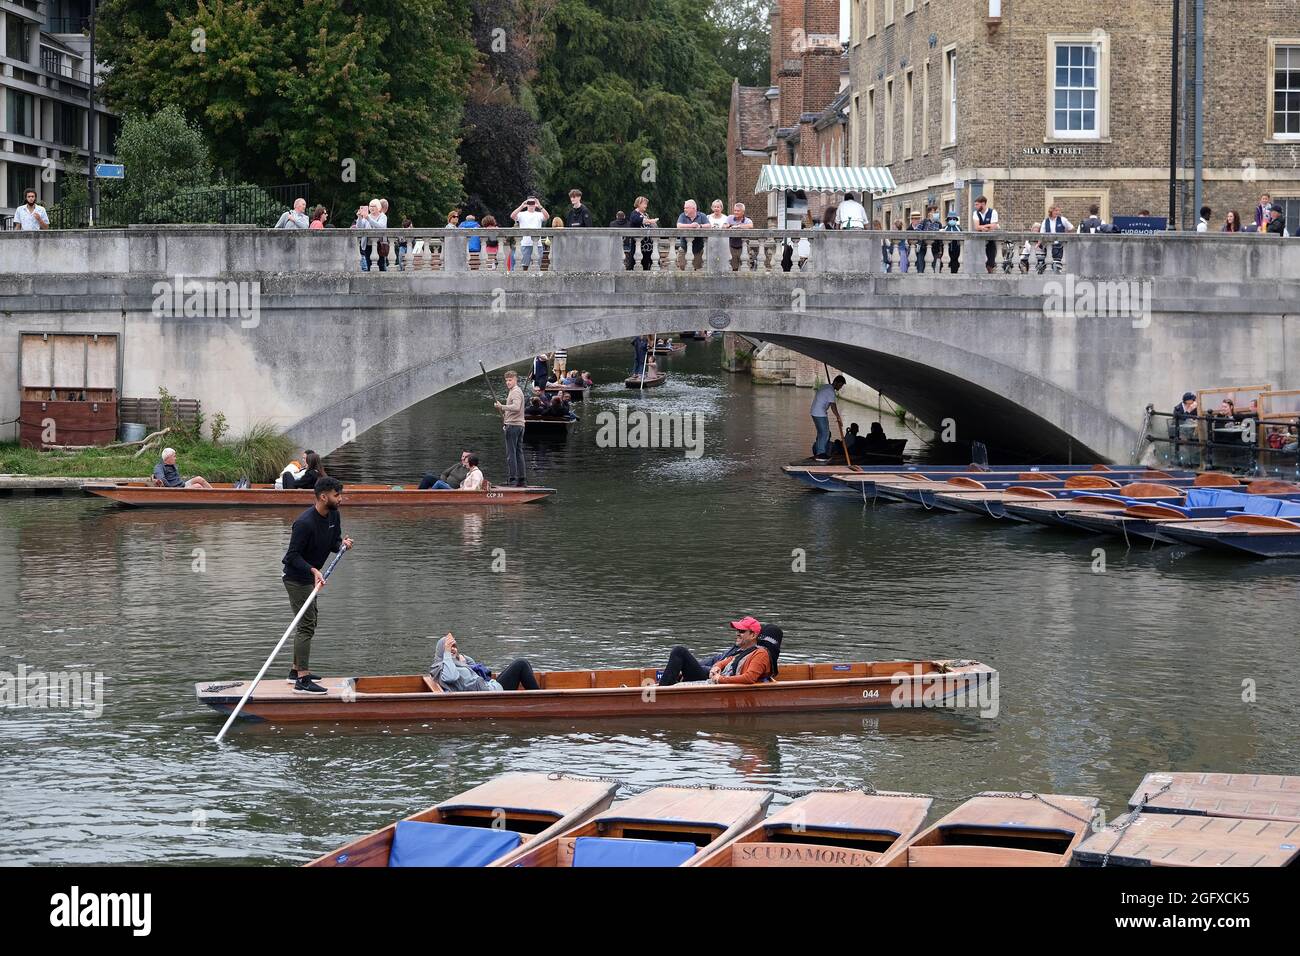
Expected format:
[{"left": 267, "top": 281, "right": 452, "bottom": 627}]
[{"left": 429, "top": 636, "right": 502, "bottom": 692}]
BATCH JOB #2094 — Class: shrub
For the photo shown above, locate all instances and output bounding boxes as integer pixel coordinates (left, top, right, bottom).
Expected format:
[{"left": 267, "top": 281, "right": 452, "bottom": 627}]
[{"left": 233, "top": 422, "right": 296, "bottom": 481}]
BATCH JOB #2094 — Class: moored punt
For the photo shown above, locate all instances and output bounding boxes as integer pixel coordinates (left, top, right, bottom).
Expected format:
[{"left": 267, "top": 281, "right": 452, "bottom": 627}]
[
  {"left": 84, "top": 482, "right": 556, "bottom": 508},
  {"left": 1061, "top": 487, "right": 1300, "bottom": 544},
  {"left": 1072, "top": 812, "right": 1300, "bottom": 867},
  {"left": 651, "top": 341, "right": 686, "bottom": 355},
  {"left": 1127, "top": 772, "right": 1300, "bottom": 824},
  {"left": 840, "top": 470, "right": 1192, "bottom": 509},
  {"left": 875, "top": 793, "right": 1099, "bottom": 867},
  {"left": 689, "top": 791, "right": 933, "bottom": 867},
  {"left": 624, "top": 371, "right": 665, "bottom": 388},
  {"left": 1001, "top": 483, "right": 1192, "bottom": 528},
  {"left": 305, "top": 773, "right": 618, "bottom": 868},
  {"left": 505, "top": 785, "right": 772, "bottom": 867},
  {"left": 544, "top": 382, "right": 590, "bottom": 402},
  {"left": 195, "top": 658, "right": 996, "bottom": 724},
  {"left": 1156, "top": 514, "right": 1300, "bottom": 558}
]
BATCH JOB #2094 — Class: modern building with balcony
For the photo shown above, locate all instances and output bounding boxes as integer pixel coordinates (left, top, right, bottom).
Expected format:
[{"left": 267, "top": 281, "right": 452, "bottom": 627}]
[{"left": 1, "top": 0, "right": 117, "bottom": 218}]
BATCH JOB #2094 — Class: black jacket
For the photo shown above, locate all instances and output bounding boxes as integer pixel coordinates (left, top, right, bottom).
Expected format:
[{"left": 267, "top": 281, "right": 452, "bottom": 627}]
[
  {"left": 283, "top": 506, "right": 342, "bottom": 583},
  {"left": 565, "top": 204, "right": 592, "bottom": 228}
]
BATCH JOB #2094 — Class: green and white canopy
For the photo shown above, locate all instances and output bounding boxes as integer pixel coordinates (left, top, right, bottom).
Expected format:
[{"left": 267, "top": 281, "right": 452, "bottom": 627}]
[{"left": 754, "top": 164, "right": 898, "bottom": 196}]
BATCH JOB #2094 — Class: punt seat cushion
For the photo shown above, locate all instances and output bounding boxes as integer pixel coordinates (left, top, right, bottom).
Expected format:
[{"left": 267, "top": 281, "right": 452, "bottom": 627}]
[
  {"left": 571, "top": 836, "right": 697, "bottom": 867},
  {"left": 387, "top": 820, "right": 522, "bottom": 867}
]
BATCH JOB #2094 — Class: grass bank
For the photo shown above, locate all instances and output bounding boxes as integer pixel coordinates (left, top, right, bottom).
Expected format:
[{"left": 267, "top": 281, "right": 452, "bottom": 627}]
[{"left": 0, "top": 424, "right": 296, "bottom": 482}]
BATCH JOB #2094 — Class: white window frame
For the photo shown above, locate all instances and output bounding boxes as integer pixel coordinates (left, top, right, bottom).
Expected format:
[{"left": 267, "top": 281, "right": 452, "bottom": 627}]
[
  {"left": 851, "top": 93, "right": 862, "bottom": 165},
  {"left": 1045, "top": 33, "right": 1111, "bottom": 142},
  {"left": 1270, "top": 39, "right": 1300, "bottom": 141},
  {"left": 884, "top": 0, "right": 894, "bottom": 28},
  {"left": 903, "top": 68, "right": 914, "bottom": 160},
  {"left": 905, "top": 0, "right": 916, "bottom": 14},
  {"left": 850, "top": 0, "right": 860, "bottom": 47},
  {"left": 884, "top": 75, "right": 895, "bottom": 164},
  {"left": 866, "top": 87, "right": 877, "bottom": 165},
  {"left": 922, "top": 59, "right": 930, "bottom": 155},
  {"left": 942, "top": 45, "right": 957, "bottom": 148},
  {"left": 866, "top": 0, "right": 876, "bottom": 39}
]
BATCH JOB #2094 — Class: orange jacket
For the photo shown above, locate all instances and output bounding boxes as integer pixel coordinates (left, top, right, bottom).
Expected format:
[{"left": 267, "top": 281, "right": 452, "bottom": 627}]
[{"left": 714, "top": 648, "right": 771, "bottom": 685}]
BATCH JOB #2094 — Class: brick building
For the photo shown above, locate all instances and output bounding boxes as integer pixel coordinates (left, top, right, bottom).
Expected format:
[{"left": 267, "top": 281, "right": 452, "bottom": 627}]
[
  {"left": 846, "top": 0, "right": 1300, "bottom": 231},
  {"left": 727, "top": 0, "right": 849, "bottom": 226}
]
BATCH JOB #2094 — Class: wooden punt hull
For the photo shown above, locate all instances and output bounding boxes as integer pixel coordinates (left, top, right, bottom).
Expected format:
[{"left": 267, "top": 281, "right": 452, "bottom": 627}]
[
  {"left": 1127, "top": 772, "right": 1300, "bottom": 824},
  {"left": 544, "top": 384, "right": 590, "bottom": 401},
  {"left": 523, "top": 416, "right": 577, "bottom": 428},
  {"left": 651, "top": 343, "right": 686, "bottom": 355},
  {"left": 1073, "top": 811, "right": 1300, "bottom": 867},
  {"left": 1155, "top": 515, "right": 1300, "bottom": 558},
  {"left": 506, "top": 785, "right": 772, "bottom": 867},
  {"left": 196, "top": 659, "right": 996, "bottom": 724},
  {"left": 877, "top": 793, "right": 1099, "bottom": 867},
  {"left": 689, "top": 791, "right": 933, "bottom": 867},
  {"left": 1061, "top": 510, "right": 1192, "bottom": 544},
  {"left": 84, "top": 483, "right": 556, "bottom": 508},
  {"left": 306, "top": 773, "right": 619, "bottom": 867},
  {"left": 624, "top": 373, "right": 665, "bottom": 388}
]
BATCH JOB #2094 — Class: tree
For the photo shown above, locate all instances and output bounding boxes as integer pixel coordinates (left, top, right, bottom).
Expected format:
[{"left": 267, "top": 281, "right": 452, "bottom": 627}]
[
  {"left": 95, "top": 0, "right": 476, "bottom": 224},
  {"left": 532, "top": 0, "right": 731, "bottom": 221},
  {"left": 709, "top": 0, "right": 772, "bottom": 88}
]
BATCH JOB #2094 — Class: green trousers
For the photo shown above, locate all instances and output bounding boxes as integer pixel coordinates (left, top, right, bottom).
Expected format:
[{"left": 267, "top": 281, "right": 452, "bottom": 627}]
[{"left": 284, "top": 579, "right": 318, "bottom": 671}]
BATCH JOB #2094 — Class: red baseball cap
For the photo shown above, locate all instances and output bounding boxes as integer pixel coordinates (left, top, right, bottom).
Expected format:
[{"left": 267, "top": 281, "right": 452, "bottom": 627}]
[{"left": 728, "top": 616, "right": 761, "bottom": 633}]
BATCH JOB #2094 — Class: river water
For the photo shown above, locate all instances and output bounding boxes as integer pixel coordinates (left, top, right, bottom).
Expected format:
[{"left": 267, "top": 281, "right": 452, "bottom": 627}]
[{"left": 1, "top": 339, "right": 1296, "bottom": 865}]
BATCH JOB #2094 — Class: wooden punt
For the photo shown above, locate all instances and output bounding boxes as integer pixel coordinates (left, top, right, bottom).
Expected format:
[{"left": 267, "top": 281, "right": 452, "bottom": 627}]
[
  {"left": 781, "top": 463, "right": 1126, "bottom": 495},
  {"left": 1001, "top": 483, "right": 1189, "bottom": 528},
  {"left": 624, "top": 371, "right": 665, "bottom": 388},
  {"left": 84, "top": 482, "right": 556, "bottom": 508},
  {"left": 1073, "top": 811, "right": 1300, "bottom": 867},
  {"left": 505, "top": 785, "right": 772, "bottom": 867},
  {"left": 651, "top": 342, "right": 686, "bottom": 355},
  {"left": 523, "top": 415, "right": 577, "bottom": 428},
  {"left": 305, "top": 773, "right": 618, "bottom": 868},
  {"left": 1155, "top": 514, "right": 1300, "bottom": 558},
  {"left": 1127, "top": 772, "right": 1300, "bottom": 824},
  {"left": 544, "top": 383, "right": 590, "bottom": 402},
  {"left": 863, "top": 473, "right": 1146, "bottom": 509},
  {"left": 689, "top": 791, "right": 933, "bottom": 867},
  {"left": 786, "top": 440, "right": 909, "bottom": 465},
  {"left": 927, "top": 478, "right": 1125, "bottom": 518},
  {"left": 875, "top": 793, "right": 1098, "bottom": 867},
  {"left": 195, "top": 658, "right": 996, "bottom": 724}
]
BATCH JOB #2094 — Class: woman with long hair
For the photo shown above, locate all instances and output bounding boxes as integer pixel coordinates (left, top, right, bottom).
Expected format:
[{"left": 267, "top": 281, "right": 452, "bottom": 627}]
[{"left": 1222, "top": 211, "right": 1242, "bottom": 233}]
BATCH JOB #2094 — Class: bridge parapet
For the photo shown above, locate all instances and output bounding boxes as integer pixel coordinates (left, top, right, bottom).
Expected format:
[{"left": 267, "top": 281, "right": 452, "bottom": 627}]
[{"left": 2, "top": 227, "right": 1297, "bottom": 284}]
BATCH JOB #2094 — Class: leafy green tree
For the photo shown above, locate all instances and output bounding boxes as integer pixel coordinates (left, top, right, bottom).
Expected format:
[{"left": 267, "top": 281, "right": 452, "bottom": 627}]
[
  {"left": 531, "top": 0, "right": 731, "bottom": 221},
  {"left": 709, "top": 0, "right": 772, "bottom": 88},
  {"left": 96, "top": 0, "right": 475, "bottom": 224}
]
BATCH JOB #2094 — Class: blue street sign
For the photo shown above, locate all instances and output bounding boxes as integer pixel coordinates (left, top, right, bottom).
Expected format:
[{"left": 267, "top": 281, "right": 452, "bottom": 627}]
[
  {"left": 1114, "top": 215, "right": 1167, "bottom": 234},
  {"left": 94, "top": 163, "right": 125, "bottom": 179}
]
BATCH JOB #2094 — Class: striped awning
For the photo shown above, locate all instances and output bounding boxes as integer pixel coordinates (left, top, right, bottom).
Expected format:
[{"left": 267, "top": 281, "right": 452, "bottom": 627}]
[{"left": 754, "top": 164, "right": 898, "bottom": 196}]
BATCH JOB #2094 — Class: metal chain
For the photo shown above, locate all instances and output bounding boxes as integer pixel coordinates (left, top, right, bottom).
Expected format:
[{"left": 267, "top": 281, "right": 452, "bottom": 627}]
[
  {"left": 546, "top": 772, "right": 1118, "bottom": 815},
  {"left": 1099, "top": 780, "right": 1172, "bottom": 867}
]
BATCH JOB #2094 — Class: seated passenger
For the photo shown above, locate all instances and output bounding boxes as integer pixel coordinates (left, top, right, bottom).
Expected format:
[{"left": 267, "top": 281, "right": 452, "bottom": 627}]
[
  {"left": 862, "top": 421, "right": 890, "bottom": 447},
  {"left": 581, "top": 371, "right": 595, "bottom": 387},
  {"left": 657, "top": 616, "right": 781, "bottom": 686},
  {"left": 152, "top": 448, "right": 213, "bottom": 489},
  {"left": 429, "top": 633, "right": 538, "bottom": 691},
  {"left": 527, "top": 397, "right": 545, "bottom": 417},
  {"left": 419, "top": 450, "right": 471, "bottom": 489},
  {"left": 459, "top": 454, "right": 486, "bottom": 490},
  {"left": 287, "top": 450, "right": 326, "bottom": 489}
]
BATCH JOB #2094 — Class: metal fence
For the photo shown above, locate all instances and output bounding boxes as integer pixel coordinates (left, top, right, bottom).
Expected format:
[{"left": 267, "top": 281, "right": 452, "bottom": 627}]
[
  {"left": 45, "top": 183, "right": 311, "bottom": 229},
  {"left": 1142, "top": 406, "right": 1300, "bottom": 477}
]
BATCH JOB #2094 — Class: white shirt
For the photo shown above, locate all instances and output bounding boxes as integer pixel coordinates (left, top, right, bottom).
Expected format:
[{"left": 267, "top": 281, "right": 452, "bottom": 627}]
[
  {"left": 974, "top": 207, "right": 999, "bottom": 228},
  {"left": 515, "top": 209, "right": 545, "bottom": 245},
  {"left": 1196, "top": 219, "right": 1208, "bottom": 232},
  {"left": 810, "top": 384, "right": 838, "bottom": 416},
  {"left": 707, "top": 212, "right": 728, "bottom": 227},
  {"left": 14, "top": 204, "right": 48, "bottom": 230},
  {"left": 836, "top": 200, "right": 868, "bottom": 229},
  {"left": 1040, "top": 216, "right": 1074, "bottom": 234},
  {"left": 460, "top": 467, "right": 484, "bottom": 491}
]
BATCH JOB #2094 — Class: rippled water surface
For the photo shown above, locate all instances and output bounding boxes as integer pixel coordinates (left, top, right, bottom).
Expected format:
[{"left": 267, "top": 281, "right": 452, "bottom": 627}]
[{"left": 2, "top": 340, "right": 1296, "bottom": 864}]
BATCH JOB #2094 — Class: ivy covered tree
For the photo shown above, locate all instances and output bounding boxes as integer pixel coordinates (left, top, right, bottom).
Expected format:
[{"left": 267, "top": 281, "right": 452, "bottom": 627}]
[
  {"left": 532, "top": 0, "right": 731, "bottom": 221},
  {"left": 95, "top": 0, "right": 476, "bottom": 224}
]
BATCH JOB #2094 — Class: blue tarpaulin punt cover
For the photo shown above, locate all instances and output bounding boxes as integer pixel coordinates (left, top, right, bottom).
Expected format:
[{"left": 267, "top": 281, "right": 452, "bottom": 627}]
[
  {"left": 571, "top": 836, "right": 698, "bottom": 867},
  {"left": 387, "top": 821, "right": 523, "bottom": 867}
]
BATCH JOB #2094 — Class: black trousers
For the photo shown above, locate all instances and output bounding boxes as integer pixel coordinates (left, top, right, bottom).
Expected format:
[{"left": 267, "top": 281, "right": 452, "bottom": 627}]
[
  {"left": 658, "top": 646, "right": 724, "bottom": 686},
  {"left": 497, "top": 658, "right": 539, "bottom": 691}
]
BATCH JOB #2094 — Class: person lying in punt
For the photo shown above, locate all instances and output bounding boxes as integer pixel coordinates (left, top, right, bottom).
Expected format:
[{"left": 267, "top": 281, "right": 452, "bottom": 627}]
[
  {"left": 429, "top": 633, "right": 539, "bottom": 692},
  {"left": 656, "top": 616, "right": 782, "bottom": 686}
]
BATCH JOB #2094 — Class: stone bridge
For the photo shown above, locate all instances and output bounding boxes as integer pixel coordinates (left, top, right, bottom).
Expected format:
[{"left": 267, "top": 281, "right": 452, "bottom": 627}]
[{"left": 2, "top": 227, "right": 1297, "bottom": 462}]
